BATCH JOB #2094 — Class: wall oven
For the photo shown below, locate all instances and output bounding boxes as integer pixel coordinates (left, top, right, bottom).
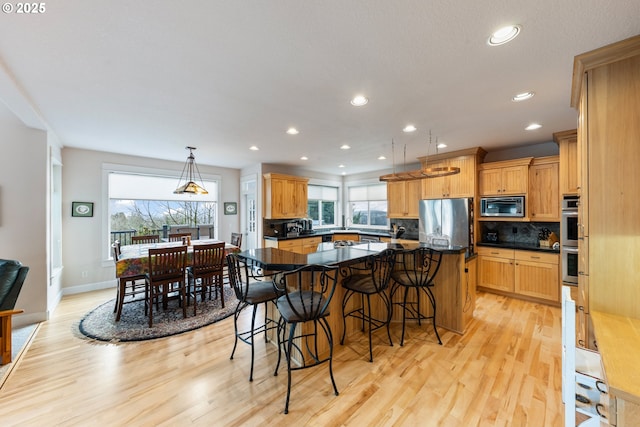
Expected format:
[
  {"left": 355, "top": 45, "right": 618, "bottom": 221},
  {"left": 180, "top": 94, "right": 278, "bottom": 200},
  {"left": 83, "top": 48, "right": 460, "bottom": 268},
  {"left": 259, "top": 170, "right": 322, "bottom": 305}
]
[
  {"left": 561, "top": 196, "right": 579, "bottom": 285},
  {"left": 562, "top": 196, "right": 579, "bottom": 247},
  {"left": 562, "top": 246, "right": 579, "bottom": 284}
]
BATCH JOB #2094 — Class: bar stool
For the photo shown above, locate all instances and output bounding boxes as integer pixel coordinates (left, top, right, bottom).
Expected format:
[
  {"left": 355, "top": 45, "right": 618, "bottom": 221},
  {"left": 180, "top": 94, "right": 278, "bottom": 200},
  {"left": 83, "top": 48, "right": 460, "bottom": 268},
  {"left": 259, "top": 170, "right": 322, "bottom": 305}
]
[
  {"left": 390, "top": 246, "right": 443, "bottom": 346},
  {"left": 227, "top": 254, "right": 280, "bottom": 382},
  {"left": 340, "top": 248, "right": 396, "bottom": 362},
  {"left": 273, "top": 264, "right": 340, "bottom": 414}
]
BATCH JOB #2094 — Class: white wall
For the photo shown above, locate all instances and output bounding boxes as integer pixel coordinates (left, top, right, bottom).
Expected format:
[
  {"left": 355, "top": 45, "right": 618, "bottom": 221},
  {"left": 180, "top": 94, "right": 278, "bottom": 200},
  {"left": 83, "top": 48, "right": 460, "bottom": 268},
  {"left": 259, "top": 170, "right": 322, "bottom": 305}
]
[
  {"left": 0, "top": 112, "right": 49, "bottom": 326},
  {"left": 61, "top": 147, "right": 240, "bottom": 294}
]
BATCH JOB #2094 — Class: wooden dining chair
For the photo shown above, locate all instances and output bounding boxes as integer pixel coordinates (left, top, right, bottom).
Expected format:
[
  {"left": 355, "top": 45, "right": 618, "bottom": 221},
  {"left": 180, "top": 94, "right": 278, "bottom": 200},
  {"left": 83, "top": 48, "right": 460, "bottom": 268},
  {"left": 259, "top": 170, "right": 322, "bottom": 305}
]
[
  {"left": 168, "top": 232, "right": 191, "bottom": 242},
  {"left": 112, "top": 241, "right": 147, "bottom": 321},
  {"left": 145, "top": 245, "right": 189, "bottom": 327},
  {"left": 132, "top": 234, "right": 160, "bottom": 244},
  {"left": 188, "top": 242, "right": 226, "bottom": 309}
]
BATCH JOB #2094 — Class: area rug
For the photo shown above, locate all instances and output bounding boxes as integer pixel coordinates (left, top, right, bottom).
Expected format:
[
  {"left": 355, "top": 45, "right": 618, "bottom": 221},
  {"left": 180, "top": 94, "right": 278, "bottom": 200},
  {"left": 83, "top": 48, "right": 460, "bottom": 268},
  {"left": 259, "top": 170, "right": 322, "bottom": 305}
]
[{"left": 78, "top": 287, "right": 238, "bottom": 343}]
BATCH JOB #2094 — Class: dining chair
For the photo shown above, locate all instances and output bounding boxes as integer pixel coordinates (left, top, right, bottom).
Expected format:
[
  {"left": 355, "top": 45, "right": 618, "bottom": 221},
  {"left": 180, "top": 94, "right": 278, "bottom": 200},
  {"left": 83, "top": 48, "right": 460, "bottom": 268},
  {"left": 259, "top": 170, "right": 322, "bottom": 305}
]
[
  {"left": 227, "top": 253, "right": 280, "bottom": 381},
  {"left": 273, "top": 264, "right": 340, "bottom": 414},
  {"left": 132, "top": 234, "right": 160, "bottom": 244},
  {"left": 145, "top": 245, "right": 189, "bottom": 327},
  {"left": 112, "top": 241, "right": 147, "bottom": 321},
  {"left": 168, "top": 232, "right": 191, "bottom": 242},
  {"left": 187, "top": 242, "right": 226, "bottom": 309},
  {"left": 390, "top": 246, "right": 443, "bottom": 346},
  {"left": 230, "top": 232, "right": 242, "bottom": 248},
  {"left": 340, "top": 248, "right": 396, "bottom": 362}
]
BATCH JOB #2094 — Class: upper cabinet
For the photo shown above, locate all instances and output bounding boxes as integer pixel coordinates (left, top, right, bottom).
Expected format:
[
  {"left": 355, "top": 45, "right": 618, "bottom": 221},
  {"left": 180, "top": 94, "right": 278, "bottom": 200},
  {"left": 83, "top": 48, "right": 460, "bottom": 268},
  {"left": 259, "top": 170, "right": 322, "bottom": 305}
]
[
  {"left": 263, "top": 173, "right": 308, "bottom": 219},
  {"left": 418, "top": 147, "right": 486, "bottom": 199},
  {"left": 554, "top": 129, "right": 579, "bottom": 196},
  {"left": 387, "top": 180, "right": 422, "bottom": 218},
  {"left": 528, "top": 156, "right": 560, "bottom": 221},
  {"left": 478, "top": 158, "right": 532, "bottom": 196}
]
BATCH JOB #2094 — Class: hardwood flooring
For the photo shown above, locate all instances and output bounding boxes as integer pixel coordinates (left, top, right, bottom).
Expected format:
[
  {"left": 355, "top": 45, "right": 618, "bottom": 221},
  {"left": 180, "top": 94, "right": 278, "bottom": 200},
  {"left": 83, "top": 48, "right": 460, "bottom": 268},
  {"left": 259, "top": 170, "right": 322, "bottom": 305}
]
[{"left": 0, "top": 288, "right": 564, "bottom": 426}]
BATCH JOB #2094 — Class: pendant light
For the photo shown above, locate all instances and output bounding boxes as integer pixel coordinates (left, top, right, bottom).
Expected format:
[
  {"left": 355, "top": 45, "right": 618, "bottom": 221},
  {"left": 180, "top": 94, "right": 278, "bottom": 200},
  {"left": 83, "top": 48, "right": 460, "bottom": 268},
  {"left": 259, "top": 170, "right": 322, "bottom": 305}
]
[{"left": 174, "top": 146, "right": 209, "bottom": 194}]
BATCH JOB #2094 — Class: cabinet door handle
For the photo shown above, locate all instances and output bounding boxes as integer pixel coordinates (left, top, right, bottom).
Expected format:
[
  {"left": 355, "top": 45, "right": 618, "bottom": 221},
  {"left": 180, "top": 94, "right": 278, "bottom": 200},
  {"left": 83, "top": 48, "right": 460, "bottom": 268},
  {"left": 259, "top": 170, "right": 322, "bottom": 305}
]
[
  {"left": 530, "top": 256, "right": 540, "bottom": 259},
  {"left": 490, "top": 251, "right": 500, "bottom": 255}
]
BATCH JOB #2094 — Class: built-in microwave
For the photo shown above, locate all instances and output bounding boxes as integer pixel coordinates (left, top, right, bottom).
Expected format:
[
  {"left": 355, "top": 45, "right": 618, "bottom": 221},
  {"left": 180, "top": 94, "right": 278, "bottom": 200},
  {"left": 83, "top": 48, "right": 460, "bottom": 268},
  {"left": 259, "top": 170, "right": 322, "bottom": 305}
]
[{"left": 480, "top": 196, "right": 525, "bottom": 217}]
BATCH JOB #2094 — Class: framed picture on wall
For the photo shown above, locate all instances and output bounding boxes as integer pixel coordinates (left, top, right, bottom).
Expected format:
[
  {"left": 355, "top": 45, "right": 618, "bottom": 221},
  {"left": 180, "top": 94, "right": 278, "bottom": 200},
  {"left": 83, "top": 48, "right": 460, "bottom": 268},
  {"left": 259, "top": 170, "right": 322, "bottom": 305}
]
[
  {"left": 72, "top": 201, "right": 94, "bottom": 217},
  {"left": 224, "top": 202, "right": 237, "bottom": 215}
]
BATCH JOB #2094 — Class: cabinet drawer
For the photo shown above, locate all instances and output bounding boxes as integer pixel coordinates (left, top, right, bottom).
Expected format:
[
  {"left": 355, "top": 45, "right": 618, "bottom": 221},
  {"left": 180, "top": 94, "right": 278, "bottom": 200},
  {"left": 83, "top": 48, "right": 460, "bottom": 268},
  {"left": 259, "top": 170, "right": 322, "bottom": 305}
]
[
  {"left": 278, "top": 240, "right": 300, "bottom": 251},
  {"left": 514, "top": 250, "right": 559, "bottom": 264},
  {"left": 476, "top": 247, "right": 515, "bottom": 259}
]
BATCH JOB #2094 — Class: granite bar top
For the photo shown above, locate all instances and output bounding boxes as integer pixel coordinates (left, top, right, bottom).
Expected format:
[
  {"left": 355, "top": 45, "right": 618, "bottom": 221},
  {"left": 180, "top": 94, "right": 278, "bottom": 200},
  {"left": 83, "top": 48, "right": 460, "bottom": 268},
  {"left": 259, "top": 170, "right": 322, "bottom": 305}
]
[
  {"left": 263, "top": 229, "right": 419, "bottom": 241},
  {"left": 237, "top": 242, "right": 466, "bottom": 271}
]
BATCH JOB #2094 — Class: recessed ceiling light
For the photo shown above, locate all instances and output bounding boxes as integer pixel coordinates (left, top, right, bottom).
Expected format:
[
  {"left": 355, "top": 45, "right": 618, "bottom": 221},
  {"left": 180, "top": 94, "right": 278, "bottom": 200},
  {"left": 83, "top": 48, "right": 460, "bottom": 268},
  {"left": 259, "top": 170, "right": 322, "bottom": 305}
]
[
  {"left": 350, "top": 95, "right": 368, "bottom": 106},
  {"left": 339, "top": 164, "right": 345, "bottom": 168},
  {"left": 403, "top": 124, "right": 417, "bottom": 133},
  {"left": 340, "top": 144, "right": 351, "bottom": 150},
  {"left": 300, "top": 156, "right": 308, "bottom": 160},
  {"left": 512, "top": 92, "right": 535, "bottom": 102},
  {"left": 437, "top": 143, "right": 447, "bottom": 149},
  {"left": 378, "top": 155, "right": 386, "bottom": 160},
  {"left": 286, "top": 127, "right": 299, "bottom": 135},
  {"left": 525, "top": 123, "right": 542, "bottom": 130},
  {"left": 488, "top": 25, "right": 521, "bottom": 46},
  {"left": 249, "top": 145, "right": 259, "bottom": 151}
]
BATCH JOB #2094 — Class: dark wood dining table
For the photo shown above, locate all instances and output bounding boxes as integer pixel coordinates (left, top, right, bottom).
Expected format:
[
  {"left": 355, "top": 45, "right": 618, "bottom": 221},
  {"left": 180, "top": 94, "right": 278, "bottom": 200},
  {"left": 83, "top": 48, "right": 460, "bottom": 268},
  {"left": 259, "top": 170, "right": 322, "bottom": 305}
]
[{"left": 115, "top": 239, "right": 240, "bottom": 277}]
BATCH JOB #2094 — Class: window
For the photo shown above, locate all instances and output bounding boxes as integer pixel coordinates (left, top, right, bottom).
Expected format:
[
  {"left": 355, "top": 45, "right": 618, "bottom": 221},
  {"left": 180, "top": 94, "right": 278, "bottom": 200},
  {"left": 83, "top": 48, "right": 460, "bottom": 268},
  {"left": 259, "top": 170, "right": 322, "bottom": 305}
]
[
  {"left": 347, "top": 183, "right": 388, "bottom": 228},
  {"left": 307, "top": 185, "right": 338, "bottom": 227},
  {"left": 107, "top": 171, "right": 219, "bottom": 246}
]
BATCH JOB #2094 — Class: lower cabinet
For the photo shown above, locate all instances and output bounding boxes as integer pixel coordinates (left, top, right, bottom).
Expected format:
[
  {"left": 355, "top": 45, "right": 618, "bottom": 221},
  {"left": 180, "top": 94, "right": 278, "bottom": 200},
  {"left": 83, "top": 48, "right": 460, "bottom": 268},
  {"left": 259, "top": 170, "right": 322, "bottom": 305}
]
[
  {"left": 264, "top": 237, "right": 321, "bottom": 254},
  {"left": 477, "top": 246, "right": 560, "bottom": 304}
]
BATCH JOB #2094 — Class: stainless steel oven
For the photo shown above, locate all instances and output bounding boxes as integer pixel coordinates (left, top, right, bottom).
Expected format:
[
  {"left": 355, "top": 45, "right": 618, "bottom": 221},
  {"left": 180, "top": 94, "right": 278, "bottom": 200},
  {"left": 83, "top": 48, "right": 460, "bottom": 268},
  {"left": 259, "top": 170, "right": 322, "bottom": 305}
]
[
  {"left": 562, "top": 197, "right": 579, "bottom": 247},
  {"left": 562, "top": 246, "right": 579, "bottom": 285}
]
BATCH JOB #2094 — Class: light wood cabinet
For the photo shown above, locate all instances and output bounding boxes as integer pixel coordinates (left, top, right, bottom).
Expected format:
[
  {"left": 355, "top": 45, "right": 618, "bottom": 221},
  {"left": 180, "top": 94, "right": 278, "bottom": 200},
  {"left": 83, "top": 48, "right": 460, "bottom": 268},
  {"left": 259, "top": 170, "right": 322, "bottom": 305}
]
[
  {"left": 387, "top": 179, "right": 421, "bottom": 218},
  {"left": 477, "top": 246, "right": 560, "bottom": 304},
  {"left": 417, "top": 147, "right": 486, "bottom": 199},
  {"left": 478, "top": 158, "right": 532, "bottom": 196},
  {"left": 332, "top": 233, "right": 359, "bottom": 242},
  {"left": 263, "top": 173, "right": 308, "bottom": 219},
  {"left": 527, "top": 156, "right": 560, "bottom": 221},
  {"left": 421, "top": 155, "right": 478, "bottom": 199},
  {"left": 264, "top": 236, "right": 321, "bottom": 254},
  {"left": 554, "top": 129, "right": 579, "bottom": 195}
]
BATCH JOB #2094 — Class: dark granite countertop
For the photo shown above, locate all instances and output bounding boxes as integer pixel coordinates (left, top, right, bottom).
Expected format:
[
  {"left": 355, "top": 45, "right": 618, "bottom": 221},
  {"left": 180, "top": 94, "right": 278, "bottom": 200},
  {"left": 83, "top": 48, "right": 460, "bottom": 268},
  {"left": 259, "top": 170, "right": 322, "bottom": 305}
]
[
  {"left": 263, "top": 229, "right": 419, "bottom": 241},
  {"left": 238, "top": 242, "right": 466, "bottom": 271},
  {"left": 476, "top": 242, "right": 560, "bottom": 254}
]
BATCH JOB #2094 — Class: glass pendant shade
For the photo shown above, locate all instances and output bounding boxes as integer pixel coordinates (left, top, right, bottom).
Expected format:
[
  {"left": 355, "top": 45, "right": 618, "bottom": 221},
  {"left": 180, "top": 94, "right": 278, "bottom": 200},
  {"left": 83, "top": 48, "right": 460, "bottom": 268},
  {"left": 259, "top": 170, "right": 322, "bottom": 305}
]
[{"left": 174, "top": 146, "right": 209, "bottom": 195}]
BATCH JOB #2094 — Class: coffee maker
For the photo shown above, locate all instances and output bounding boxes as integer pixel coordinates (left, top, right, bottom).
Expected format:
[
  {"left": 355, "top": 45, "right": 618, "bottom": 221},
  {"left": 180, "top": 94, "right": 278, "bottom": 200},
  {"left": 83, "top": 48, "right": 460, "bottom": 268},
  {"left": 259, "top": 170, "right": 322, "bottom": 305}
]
[{"left": 299, "top": 218, "right": 313, "bottom": 234}]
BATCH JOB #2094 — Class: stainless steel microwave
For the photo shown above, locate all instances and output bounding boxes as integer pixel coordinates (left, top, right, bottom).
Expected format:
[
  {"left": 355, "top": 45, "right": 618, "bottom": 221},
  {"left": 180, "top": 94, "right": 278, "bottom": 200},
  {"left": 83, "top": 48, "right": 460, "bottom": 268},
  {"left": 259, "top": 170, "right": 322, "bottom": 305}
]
[{"left": 480, "top": 196, "right": 525, "bottom": 217}]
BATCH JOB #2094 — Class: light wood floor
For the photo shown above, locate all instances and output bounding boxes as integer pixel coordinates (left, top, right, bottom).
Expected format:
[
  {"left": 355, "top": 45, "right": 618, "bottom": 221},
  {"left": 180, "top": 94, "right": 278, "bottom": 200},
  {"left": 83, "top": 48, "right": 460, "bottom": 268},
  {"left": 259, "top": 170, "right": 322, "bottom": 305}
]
[{"left": 0, "top": 288, "right": 564, "bottom": 426}]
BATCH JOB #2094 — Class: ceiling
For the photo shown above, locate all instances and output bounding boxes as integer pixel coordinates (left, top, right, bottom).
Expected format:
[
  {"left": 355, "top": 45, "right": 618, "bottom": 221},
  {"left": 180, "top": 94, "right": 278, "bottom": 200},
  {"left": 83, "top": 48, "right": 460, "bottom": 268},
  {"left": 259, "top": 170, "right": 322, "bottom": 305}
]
[{"left": 1, "top": 1, "right": 639, "bottom": 176}]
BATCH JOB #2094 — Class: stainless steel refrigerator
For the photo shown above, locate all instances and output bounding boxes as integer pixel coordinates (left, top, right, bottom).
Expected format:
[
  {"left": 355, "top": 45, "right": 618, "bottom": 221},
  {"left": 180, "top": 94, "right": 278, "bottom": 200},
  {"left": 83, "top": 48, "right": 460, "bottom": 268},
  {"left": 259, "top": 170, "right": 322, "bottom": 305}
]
[{"left": 419, "top": 198, "right": 474, "bottom": 257}]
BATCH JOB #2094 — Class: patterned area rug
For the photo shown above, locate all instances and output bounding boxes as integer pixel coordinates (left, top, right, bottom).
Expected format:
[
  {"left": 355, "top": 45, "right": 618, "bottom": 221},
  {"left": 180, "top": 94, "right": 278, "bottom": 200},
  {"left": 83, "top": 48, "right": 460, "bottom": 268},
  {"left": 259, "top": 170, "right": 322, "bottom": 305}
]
[{"left": 78, "top": 287, "right": 238, "bottom": 342}]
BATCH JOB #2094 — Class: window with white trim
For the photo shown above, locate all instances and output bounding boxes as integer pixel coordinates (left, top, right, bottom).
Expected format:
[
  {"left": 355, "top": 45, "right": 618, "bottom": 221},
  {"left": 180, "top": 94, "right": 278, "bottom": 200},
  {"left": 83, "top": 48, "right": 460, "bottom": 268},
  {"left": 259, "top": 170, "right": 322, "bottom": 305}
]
[
  {"left": 347, "top": 183, "right": 388, "bottom": 228},
  {"left": 307, "top": 184, "right": 338, "bottom": 228}
]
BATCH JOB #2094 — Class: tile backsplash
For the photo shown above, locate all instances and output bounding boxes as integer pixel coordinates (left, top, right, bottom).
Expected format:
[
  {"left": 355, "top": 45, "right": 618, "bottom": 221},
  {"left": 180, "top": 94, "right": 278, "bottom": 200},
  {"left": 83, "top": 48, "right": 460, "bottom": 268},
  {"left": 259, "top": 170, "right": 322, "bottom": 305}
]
[{"left": 479, "top": 221, "right": 561, "bottom": 246}]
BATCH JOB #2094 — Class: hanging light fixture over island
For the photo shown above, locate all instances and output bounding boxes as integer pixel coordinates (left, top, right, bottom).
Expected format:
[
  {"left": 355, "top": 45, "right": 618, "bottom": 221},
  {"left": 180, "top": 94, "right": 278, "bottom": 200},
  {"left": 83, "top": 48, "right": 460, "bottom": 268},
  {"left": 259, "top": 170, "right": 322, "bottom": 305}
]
[{"left": 174, "top": 146, "right": 209, "bottom": 194}]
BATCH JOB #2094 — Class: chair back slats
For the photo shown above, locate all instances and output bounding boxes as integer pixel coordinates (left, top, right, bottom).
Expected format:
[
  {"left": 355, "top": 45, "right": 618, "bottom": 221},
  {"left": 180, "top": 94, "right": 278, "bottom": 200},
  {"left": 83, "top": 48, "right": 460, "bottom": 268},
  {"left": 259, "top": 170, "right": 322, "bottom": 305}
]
[
  {"left": 192, "top": 242, "right": 226, "bottom": 276},
  {"left": 275, "top": 264, "right": 339, "bottom": 321},
  {"left": 148, "top": 246, "right": 187, "bottom": 282},
  {"left": 369, "top": 248, "right": 396, "bottom": 292},
  {"left": 393, "top": 247, "right": 442, "bottom": 287},
  {"left": 132, "top": 235, "right": 160, "bottom": 244},
  {"left": 168, "top": 232, "right": 191, "bottom": 242},
  {"left": 111, "top": 243, "right": 120, "bottom": 262},
  {"left": 230, "top": 232, "right": 242, "bottom": 248}
]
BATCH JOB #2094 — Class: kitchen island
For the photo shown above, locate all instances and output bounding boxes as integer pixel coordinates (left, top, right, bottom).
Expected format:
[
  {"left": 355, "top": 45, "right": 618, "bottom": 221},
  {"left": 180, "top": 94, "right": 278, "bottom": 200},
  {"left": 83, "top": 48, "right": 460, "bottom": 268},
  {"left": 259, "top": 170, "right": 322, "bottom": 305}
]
[{"left": 237, "top": 242, "right": 476, "bottom": 351}]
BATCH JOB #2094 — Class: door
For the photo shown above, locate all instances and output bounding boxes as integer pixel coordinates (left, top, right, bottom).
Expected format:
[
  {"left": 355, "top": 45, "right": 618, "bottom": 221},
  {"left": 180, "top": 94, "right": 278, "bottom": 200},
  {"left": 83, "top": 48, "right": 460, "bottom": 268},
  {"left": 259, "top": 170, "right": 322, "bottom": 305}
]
[{"left": 241, "top": 176, "right": 258, "bottom": 251}]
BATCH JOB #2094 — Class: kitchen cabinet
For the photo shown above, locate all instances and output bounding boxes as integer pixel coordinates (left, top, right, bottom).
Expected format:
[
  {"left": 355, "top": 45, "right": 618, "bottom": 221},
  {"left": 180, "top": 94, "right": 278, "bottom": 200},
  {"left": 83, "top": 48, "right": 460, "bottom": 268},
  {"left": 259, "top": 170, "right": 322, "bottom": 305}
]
[
  {"left": 554, "top": 129, "right": 579, "bottom": 195},
  {"left": 264, "top": 236, "right": 321, "bottom": 254},
  {"left": 332, "top": 233, "right": 359, "bottom": 242},
  {"left": 478, "top": 158, "right": 532, "bottom": 196},
  {"left": 477, "top": 246, "right": 559, "bottom": 304},
  {"left": 263, "top": 173, "right": 308, "bottom": 219},
  {"left": 387, "top": 179, "right": 421, "bottom": 218},
  {"left": 418, "top": 147, "right": 486, "bottom": 199},
  {"left": 527, "top": 156, "right": 560, "bottom": 221}
]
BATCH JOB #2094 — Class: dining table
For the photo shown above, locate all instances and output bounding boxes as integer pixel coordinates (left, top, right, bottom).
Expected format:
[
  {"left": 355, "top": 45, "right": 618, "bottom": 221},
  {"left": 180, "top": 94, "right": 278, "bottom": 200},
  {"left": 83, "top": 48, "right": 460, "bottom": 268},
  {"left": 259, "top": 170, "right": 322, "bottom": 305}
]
[{"left": 115, "top": 238, "right": 240, "bottom": 277}]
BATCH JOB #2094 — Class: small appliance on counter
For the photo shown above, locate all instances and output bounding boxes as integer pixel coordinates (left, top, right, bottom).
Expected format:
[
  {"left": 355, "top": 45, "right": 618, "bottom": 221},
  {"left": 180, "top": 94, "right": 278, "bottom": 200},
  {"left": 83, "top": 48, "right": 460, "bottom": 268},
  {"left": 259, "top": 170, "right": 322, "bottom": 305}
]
[
  {"left": 484, "top": 231, "right": 499, "bottom": 243},
  {"left": 298, "top": 218, "right": 314, "bottom": 235}
]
